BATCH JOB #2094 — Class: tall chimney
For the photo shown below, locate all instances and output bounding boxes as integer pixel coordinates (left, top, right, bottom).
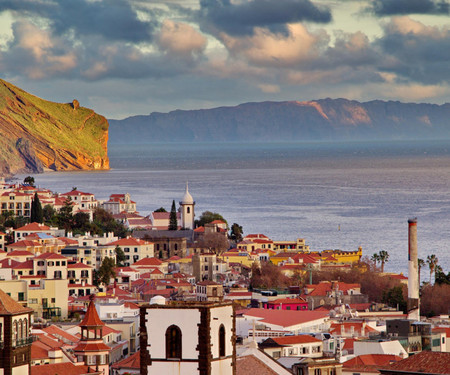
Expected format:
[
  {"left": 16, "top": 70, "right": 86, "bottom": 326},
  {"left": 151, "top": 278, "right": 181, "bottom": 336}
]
[{"left": 407, "top": 218, "right": 420, "bottom": 320}]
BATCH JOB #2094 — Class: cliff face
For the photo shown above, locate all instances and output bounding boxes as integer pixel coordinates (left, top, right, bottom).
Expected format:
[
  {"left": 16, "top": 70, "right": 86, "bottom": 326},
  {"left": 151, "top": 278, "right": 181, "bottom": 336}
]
[
  {"left": 0, "top": 79, "right": 109, "bottom": 176},
  {"left": 108, "top": 99, "right": 450, "bottom": 143}
]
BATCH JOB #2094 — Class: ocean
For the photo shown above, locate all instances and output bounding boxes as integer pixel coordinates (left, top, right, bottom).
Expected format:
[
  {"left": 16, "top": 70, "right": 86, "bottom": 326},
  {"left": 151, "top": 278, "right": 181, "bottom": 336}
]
[{"left": 18, "top": 140, "right": 450, "bottom": 277}]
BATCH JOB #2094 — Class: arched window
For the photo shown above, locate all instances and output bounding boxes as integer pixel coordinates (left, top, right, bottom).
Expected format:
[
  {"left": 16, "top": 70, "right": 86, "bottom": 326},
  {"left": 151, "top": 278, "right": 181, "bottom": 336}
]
[
  {"left": 187, "top": 207, "right": 190, "bottom": 214},
  {"left": 23, "top": 319, "right": 28, "bottom": 338},
  {"left": 166, "top": 325, "right": 182, "bottom": 359},
  {"left": 18, "top": 319, "right": 23, "bottom": 339},
  {"left": 219, "top": 325, "right": 226, "bottom": 357}
]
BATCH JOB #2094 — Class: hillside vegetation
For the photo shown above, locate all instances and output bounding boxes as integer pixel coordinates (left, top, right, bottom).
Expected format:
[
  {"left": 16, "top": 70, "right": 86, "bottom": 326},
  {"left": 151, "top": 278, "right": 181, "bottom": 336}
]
[{"left": 0, "top": 79, "right": 109, "bottom": 176}]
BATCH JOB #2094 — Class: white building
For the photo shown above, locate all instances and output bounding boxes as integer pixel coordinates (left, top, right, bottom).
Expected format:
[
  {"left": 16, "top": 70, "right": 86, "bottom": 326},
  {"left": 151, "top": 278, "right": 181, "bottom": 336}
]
[
  {"left": 141, "top": 299, "right": 235, "bottom": 375},
  {"left": 179, "top": 183, "right": 195, "bottom": 230}
]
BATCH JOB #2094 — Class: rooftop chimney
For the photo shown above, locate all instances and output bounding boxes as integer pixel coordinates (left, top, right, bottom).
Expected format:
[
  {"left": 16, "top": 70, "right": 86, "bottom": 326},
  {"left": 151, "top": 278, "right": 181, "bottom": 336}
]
[{"left": 407, "top": 218, "right": 420, "bottom": 320}]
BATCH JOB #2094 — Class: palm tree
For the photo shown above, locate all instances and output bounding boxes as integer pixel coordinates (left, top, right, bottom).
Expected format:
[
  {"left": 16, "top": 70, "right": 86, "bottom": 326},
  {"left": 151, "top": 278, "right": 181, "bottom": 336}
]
[
  {"left": 371, "top": 253, "right": 380, "bottom": 269},
  {"left": 418, "top": 258, "right": 425, "bottom": 286},
  {"left": 378, "top": 250, "right": 389, "bottom": 273},
  {"left": 426, "top": 254, "right": 438, "bottom": 284}
]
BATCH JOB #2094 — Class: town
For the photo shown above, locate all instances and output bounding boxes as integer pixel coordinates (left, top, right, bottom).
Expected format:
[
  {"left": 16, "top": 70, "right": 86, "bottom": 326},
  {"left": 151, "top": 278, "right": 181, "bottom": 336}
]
[{"left": 0, "top": 176, "right": 448, "bottom": 375}]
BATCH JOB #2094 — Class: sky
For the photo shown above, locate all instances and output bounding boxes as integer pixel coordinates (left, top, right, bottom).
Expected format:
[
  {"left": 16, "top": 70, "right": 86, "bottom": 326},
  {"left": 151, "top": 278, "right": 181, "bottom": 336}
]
[{"left": 0, "top": 0, "right": 449, "bottom": 119}]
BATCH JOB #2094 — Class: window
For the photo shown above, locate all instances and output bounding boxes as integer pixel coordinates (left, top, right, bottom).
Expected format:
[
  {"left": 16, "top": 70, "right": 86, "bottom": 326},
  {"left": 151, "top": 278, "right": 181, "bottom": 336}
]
[
  {"left": 219, "top": 325, "right": 226, "bottom": 357},
  {"left": 18, "top": 292, "right": 25, "bottom": 301},
  {"left": 187, "top": 207, "right": 190, "bottom": 214},
  {"left": 166, "top": 325, "right": 182, "bottom": 359}
]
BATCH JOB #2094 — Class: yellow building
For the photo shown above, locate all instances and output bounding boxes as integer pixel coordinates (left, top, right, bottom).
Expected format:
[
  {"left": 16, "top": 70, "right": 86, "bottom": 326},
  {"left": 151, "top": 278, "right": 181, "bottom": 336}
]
[{"left": 0, "top": 279, "right": 69, "bottom": 319}]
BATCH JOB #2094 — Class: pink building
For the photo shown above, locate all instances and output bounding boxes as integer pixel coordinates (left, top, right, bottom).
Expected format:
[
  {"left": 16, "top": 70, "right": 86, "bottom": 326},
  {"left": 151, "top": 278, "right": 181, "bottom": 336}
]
[{"left": 264, "top": 297, "right": 308, "bottom": 311}]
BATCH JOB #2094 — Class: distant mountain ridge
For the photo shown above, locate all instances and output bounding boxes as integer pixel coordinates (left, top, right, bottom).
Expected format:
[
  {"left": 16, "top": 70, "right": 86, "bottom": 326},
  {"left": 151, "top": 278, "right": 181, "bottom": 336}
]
[
  {"left": 108, "top": 99, "right": 450, "bottom": 143},
  {"left": 0, "top": 79, "right": 109, "bottom": 176}
]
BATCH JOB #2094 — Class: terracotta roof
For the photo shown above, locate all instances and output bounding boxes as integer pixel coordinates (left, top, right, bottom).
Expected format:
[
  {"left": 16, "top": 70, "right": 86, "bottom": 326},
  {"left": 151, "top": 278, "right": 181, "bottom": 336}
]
[
  {"left": 236, "top": 353, "right": 279, "bottom": 375},
  {"left": 343, "top": 354, "right": 403, "bottom": 372},
  {"left": 8, "top": 240, "right": 39, "bottom": 248},
  {"left": 15, "top": 222, "right": 51, "bottom": 231},
  {"left": 242, "top": 308, "right": 329, "bottom": 328},
  {"left": 42, "top": 324, "right": 80, "bottom": 343},
  {"left": 0, "top": 288, "right": 33, "bottom": 314},
  {"left": 35, "top": 252, "right": 67, "bottom": 260},
  {"left": 133, "top": 257, "right": 163, "bottom": 266},
  {"left": 112, "top": 350, "right": 140, "bottom": 369},
  {"left": 12, "top": 260, "right": 33, "bottom": 269},
  {"left": 79, "top": 297, "right": 104, "bottom": 327},
  {"left": 381, "top": 351, "right": 450, "bottom": 374},
  {"left": 7, "top": 250, "right": 34, "bottom": 257},
  {"left": 271, "top": 335, "right": 321, "bottom": 345},
  {"left": 68, "top": 262, "right": 92, "bottom": 269},
  {"left": 30, "top": 362, "right": 100, "bottom": 375}
]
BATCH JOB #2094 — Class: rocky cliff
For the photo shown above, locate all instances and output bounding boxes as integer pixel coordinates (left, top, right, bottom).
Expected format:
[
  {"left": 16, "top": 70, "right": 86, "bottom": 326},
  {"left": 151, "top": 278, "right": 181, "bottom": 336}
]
[
  {"left": 0, "top": 79, "right": 109, "bottom": 176},
  {"left": 109, "top": 99, "right": 450, "bottom": 143}
]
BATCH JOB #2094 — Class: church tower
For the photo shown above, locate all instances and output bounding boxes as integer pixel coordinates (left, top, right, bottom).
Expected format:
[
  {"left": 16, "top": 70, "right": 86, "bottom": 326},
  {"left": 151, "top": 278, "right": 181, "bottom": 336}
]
[
  {"left": 0, "top": 289, "right": 33, "bottom": 375},
  {"left": 179, "top": 182, "right": 195, "bottom": 229},
  {"left": 73, "top": 295, "right": 111, "bottom": 374}
]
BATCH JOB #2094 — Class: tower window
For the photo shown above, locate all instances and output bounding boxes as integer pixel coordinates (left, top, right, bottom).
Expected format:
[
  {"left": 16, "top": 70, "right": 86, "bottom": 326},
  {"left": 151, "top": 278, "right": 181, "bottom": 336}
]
[
  {"left": 219, "top": 325, "right": 226, "bottom": 357},
  {"left": 187, "top": 207, "right": 190, "bottom": 214},
  {"left": 166, "top": 325, "right": 182, "bottom": 359}
]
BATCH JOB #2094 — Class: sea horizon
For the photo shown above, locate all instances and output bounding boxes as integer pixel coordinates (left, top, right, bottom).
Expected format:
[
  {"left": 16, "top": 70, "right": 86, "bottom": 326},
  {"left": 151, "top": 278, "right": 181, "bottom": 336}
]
[{"left": 16, "top": 139, "right": 450, "bottom": 278}]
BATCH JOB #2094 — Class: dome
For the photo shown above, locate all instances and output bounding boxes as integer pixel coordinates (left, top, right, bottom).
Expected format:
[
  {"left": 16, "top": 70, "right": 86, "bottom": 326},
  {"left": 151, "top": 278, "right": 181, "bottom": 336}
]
[{"left": 181, "top": 182, "right": 194, "bottom": 204}]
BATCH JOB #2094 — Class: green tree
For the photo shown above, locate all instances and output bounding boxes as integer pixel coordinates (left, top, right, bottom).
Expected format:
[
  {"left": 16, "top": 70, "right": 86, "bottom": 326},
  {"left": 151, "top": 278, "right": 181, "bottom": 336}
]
[
  {"left": 57, "top": 197, "right": 75, "bottom": 230},
  {"left": 370, "top": 253, "right": 380, "bottom": 268},
  {"left": 115, "top": 246, "right": 126, "bottom": 267},
  {"left": 427, "top": 254, "right": 439, "bottom": 283},
  {"left": 154, "top": 207, "right": 167, "bottom": 212},
  {"left": 378, "top": 250, "right": 389, "bottom": 273},
  {"left": 93, "top": 207, "right": 129, "bottom": 238},
  {"left": 169, "top": 200, "right": 178, "bottom": 230},
  {"left": 30, "top": 192, "right": 44, "bottom": 223},
  {"left": 229, "top": 223, "right": 243, "bottom": 243},
  {"left": 382, "top": 285, "right": 407, "bottom": 312},
  {"left": 43, "top": 204, "right": 56, "bottom": 223},
  {"left": 96, "top": 257, "right": 116, "bottom": 287},
  {"left": 195, "top": 211, "right": 227, "bottom": 228},
  {"left": 23, "top": 176, "right": 35, "bottom": 187}
]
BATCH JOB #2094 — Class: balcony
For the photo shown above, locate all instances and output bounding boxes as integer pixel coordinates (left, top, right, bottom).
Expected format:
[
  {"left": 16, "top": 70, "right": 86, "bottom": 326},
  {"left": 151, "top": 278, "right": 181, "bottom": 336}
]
[{"left": 13, "top": 336, "right": 33, "bottom": 347}]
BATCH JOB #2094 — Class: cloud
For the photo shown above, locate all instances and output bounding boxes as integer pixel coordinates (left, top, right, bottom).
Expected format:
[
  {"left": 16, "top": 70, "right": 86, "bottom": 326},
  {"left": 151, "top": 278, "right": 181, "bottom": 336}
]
[
  {"left": 0, "top": 0, "right": 158, "bottom": 42},
  {"left": 219, "top": 23, "right": 326, "bottom": 67},
  {"left": 0, "top": 20, "right": 77, "bottom": 79},
  {"left": 198, "top": 0, "right": 331, "bottom": 36},
  {"left": 369, "top": 0, "right": 449, "bottom": 16},
  {"left": 156, "top": 20, "right": 207, "bottom": 57},
  {"left": 376, "top": 17, "right": 450, "bottom": 84}
]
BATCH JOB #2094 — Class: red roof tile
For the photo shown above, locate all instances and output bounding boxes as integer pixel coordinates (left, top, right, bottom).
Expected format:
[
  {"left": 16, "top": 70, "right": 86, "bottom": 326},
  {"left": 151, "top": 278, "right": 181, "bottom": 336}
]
[
  {"left": 15, "top": 222, "right": 51, "bottom": 231},
  {"left": 381, "top": 351, "right": 450, "bottom": 374},
  {"left": 242, "top": 308, "right": 329, "bottom": 328},
  {"left": 112, "top": 350, "right": 140, "bottom": 369},
  {"left": 79, "top": 297, "right": 104, "bottom": 327}
]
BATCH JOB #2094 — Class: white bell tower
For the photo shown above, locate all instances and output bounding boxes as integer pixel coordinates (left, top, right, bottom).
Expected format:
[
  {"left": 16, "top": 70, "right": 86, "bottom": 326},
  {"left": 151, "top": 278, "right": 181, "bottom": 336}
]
[{"left": 179, "top": 182, "right": 195, "bottom": 229}]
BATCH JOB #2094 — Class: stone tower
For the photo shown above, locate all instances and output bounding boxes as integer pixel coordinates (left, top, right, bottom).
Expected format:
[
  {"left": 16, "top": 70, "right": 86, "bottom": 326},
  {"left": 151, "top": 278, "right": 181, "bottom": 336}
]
[
  {"left": 73, "top": 295, "right": 111, "bottom": 374},
  {"left": 140, "top": 299, "right": 236, "bottom": 375},
  {"left": 179, "top": 182, "right": 195, "bottom": 230},
  {"left": 0, "top": 288, "right": 33, "bottom": 375}
]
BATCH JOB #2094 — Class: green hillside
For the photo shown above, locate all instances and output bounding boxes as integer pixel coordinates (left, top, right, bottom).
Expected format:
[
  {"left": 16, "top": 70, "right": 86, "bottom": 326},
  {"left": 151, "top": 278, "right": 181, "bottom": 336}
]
[{"left": 0, "top": 79, "right": 109, "bottom": 175}]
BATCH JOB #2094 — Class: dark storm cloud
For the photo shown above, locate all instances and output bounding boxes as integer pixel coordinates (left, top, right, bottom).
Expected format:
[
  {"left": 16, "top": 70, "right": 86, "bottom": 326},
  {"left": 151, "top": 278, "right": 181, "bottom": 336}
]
[
  {"left": 376, "top": 21, "right": 450, "bottom": 84},
  {"left": 0, "top": 0, "right": 157, "bottom": 42},
  {"left": 199, "top": 0, "right": 332, "bottom": 36},
  {"left": 370, "top": 0, "right": 449, "bottom": 16}
]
